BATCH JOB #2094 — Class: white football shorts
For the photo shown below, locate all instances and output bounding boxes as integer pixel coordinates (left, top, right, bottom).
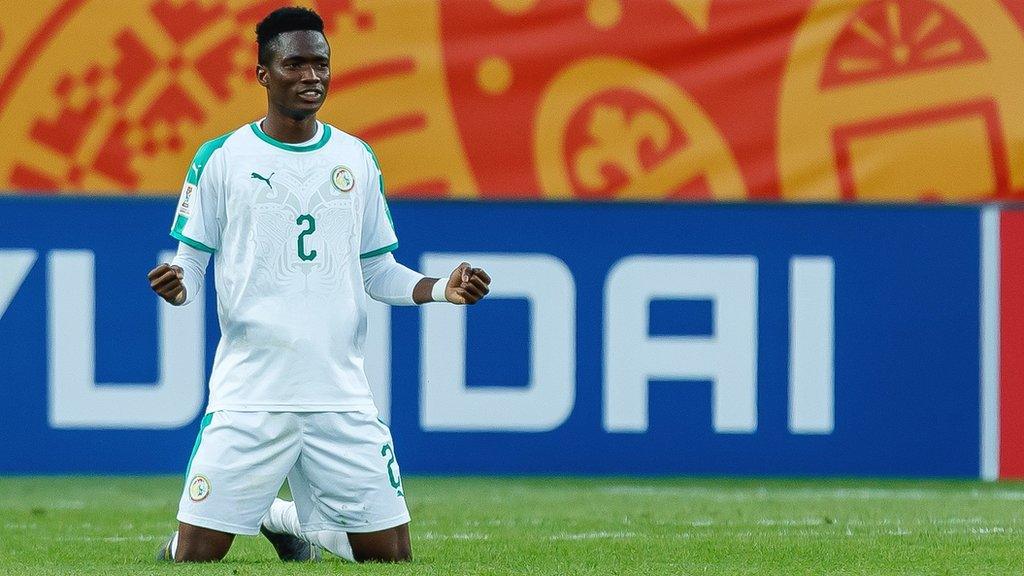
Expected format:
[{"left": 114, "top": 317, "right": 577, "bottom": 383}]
[{"left": 176, "top": 410, "right": 409, "bottom": 535}]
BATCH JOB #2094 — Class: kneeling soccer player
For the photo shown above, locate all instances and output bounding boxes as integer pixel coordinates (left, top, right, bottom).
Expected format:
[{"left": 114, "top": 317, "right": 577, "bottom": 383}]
[{"left": 147, "top": 6, "right": 491, "bottom": 562}]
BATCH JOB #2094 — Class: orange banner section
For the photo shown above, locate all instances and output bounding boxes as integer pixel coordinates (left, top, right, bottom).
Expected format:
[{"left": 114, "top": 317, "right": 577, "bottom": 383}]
[{"left": 1, "top": 0, "right": 1022, "bottom": 201}]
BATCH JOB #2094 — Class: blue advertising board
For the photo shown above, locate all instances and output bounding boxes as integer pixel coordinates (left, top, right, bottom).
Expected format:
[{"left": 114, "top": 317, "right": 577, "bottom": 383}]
[{"left": 0, "top": 199, "right": 982, "bottom": 476}]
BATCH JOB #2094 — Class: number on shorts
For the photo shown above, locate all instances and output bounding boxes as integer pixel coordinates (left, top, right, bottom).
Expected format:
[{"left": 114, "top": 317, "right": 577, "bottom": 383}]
[{"left": 381, "top": 443, "right": 402, "bottom": 490}]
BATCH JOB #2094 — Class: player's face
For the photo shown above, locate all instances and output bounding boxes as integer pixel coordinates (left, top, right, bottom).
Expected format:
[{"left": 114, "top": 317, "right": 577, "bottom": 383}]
[{"left": 258, "top": 30, "right": 331, "bottom": 119}]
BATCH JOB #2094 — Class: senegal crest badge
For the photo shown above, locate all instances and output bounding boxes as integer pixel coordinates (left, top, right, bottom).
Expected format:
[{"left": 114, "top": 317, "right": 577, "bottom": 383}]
[{"left": 332, "top": 166, "right": 355, "bottom": 192}]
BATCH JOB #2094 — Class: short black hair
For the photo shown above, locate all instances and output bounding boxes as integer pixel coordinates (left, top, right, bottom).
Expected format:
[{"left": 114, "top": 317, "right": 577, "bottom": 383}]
[{"left": 256, "top": 7, "right": 325, "bottom": 65}]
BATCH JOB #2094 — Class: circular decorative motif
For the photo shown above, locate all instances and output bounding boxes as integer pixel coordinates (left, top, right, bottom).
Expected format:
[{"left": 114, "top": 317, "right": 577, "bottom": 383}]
[
  {"left": 188, "top": 475, "right": 211, "bottom": 502},
  {"left": 820, "top": 0, "right": 986, "bottom": 88},
  {"left": 477, "top": 56, "right": 513, "bottom": 95},
  {"left": 534, "top": 57, "right": 746, "bottom": 200},
  {"left": 332, "top": 165, "right": 355, "bottom": 192}
]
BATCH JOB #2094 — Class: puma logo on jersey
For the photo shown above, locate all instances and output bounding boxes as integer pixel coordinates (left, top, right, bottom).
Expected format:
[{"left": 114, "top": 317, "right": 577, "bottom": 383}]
[{"left": 250, "top": 172, "right": 275, "bottom": 188}]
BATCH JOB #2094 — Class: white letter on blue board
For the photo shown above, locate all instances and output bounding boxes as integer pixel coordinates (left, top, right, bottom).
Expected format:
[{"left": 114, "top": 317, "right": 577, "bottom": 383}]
[
  {"left": 604, "top": 255, "right": 758, "bottom": 433},
  {"left": 47, "top": 251, "right": 205, "bottom": 429}
]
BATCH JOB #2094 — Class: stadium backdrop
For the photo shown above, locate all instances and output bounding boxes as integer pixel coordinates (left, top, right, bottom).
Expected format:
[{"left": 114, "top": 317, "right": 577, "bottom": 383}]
[{"left": 1, "top": 0, "right": 1023, "bottom": 479}]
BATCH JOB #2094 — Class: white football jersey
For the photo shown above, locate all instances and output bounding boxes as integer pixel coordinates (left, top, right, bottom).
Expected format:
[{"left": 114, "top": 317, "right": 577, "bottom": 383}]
[{"left": 170, "top": 120, "right": 397, "bottom": 412}]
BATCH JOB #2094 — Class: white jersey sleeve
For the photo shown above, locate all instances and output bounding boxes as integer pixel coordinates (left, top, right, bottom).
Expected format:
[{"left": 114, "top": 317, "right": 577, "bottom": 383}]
[
  {"left": 361, "top": 252, "right": 423, "bottom": 306},
  {"left": 170, "top": 241, "right": 211, "bottom": 306},
  {"left": 357, "top": 142, "right": 399, "bottom": 259},
  {"left": 170, "top": 135, "right": 229, "bottom": 253}
]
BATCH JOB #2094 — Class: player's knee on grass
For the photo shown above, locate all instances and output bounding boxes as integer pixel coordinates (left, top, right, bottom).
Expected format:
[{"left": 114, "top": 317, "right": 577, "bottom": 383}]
[
  {"left": 175, "top": 522, "right": 235, "bottom": 562},
  {"left": 348, "top": 524, "right": 412, "bottom": 562}
]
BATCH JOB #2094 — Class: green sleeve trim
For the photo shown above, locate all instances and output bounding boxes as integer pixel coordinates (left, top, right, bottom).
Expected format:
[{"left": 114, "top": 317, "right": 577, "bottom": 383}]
[
  {"left": 185, "top": 131, "right": 233, "bottom": 186},
  {"left": 184, "top": 413, "right": 214, "bottom": 480},
  {"left": 171, "top": 230, "right": 216, "bottom": 254},
  {"left": 250, "top": 122, "right": 332, "bottom": 152},
  {"left": 360, "top": 242, "right": 399, "bottom": 259},
  {"left": 172, "top": 214, "right": 188, "bottom": 235},
  {"left": 356, "top": 138, "right": 394, "bottom": 230}
]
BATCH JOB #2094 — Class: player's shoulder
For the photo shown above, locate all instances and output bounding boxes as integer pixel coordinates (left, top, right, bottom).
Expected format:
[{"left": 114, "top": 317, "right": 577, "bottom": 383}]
[
  {"left": 323, "top": 124, "right": 379, "bottom": 164},
  {"left": 183, "top": 124, "right": 250, "bottom": 184}
]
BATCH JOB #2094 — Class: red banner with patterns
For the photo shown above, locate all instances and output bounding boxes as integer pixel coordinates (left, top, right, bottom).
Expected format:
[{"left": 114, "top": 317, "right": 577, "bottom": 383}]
[{"left": 1, "top": 0, "right": 1022, "bottom": 200}]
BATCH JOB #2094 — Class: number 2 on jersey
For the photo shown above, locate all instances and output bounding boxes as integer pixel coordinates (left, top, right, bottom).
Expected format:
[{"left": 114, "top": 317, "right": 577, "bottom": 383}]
[{"left": 296, "top": 214, "right": 317, "bottom": 261}]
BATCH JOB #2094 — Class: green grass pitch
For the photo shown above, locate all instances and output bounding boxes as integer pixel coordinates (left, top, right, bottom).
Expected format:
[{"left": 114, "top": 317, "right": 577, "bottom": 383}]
[{"left": 1, "top": 476, "right": 1023, "bottom": 575}]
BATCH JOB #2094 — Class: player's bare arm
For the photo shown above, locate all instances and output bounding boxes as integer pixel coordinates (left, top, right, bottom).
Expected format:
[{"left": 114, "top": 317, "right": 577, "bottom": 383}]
[
  {"left": 147, "top": 263, "right": 185, "bottom": 305},
  {"left": 412, "top": 262, "right": 491, "bottom": 305}
]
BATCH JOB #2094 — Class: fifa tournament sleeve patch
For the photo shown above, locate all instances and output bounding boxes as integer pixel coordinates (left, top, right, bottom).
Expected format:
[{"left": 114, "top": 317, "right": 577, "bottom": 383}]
[
  {"left": 177, "top": 182, "right": 197, "bottom": 217},
  {"left": 170, "top": 179, "right": 216, "bottom": 253}
]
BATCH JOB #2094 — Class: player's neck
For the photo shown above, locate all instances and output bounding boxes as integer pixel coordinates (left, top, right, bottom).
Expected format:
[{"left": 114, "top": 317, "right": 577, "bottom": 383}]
[{"left": 260, "top": 112, "right": 319, "bottom": 144}]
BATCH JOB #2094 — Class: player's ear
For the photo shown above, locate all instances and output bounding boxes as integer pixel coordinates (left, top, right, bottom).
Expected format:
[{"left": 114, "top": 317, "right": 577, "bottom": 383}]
[{"left": 256, "top": 64, "right": 269, "bottom": 88}]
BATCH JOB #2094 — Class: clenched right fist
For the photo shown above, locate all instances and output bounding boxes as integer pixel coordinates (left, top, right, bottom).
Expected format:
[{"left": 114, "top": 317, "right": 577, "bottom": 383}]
[{"left": 148, "top": 263, "right": 186, "bottom": 305}]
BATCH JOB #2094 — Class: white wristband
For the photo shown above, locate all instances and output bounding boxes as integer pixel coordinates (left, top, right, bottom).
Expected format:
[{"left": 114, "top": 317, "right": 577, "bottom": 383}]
[{"left": 431, "top": 278, "right": 449, "bottom": 303}]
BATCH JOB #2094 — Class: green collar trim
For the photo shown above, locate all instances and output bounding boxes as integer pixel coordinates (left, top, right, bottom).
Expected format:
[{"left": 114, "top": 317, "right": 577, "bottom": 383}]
[{"left": 250, "top": 121, "right": 331, "bottom": 152}]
